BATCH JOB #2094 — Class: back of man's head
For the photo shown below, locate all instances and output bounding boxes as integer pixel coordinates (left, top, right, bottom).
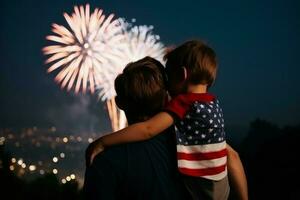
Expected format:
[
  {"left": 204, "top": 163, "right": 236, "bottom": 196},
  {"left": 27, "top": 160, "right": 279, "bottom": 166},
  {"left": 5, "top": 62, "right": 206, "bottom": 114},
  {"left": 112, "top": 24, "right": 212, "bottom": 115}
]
[{"left": 115, "top": 57, "right": 167, "bottom": 123}]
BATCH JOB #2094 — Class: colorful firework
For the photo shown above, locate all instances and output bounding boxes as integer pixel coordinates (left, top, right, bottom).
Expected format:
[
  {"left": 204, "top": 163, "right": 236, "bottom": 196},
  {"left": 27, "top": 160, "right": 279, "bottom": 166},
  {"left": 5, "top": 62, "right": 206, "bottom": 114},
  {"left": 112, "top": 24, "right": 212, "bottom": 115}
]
[{"left": 43, "top": 4, "right": 124, "bottom": 94}]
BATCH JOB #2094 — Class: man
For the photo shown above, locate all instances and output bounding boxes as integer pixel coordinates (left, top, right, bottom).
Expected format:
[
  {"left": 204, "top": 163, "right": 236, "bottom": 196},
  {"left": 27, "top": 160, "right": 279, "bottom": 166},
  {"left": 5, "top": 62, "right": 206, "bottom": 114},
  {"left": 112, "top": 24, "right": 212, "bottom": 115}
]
[{"left": 84, "top": 57, "right": 189, "bottom": 200}]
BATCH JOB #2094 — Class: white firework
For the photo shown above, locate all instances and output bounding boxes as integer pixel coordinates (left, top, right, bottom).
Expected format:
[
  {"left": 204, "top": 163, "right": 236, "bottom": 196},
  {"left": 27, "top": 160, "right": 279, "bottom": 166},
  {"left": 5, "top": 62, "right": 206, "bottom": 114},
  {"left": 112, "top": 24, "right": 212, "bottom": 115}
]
[
  {"left": 97, "top": 22, "right": 166, "bottom": 131},
  {"left": 43, "top": 4, "right": 124, "bottom": 94},
  {"left": 97, "top": 21, "right": 166, "bottom": 101}
]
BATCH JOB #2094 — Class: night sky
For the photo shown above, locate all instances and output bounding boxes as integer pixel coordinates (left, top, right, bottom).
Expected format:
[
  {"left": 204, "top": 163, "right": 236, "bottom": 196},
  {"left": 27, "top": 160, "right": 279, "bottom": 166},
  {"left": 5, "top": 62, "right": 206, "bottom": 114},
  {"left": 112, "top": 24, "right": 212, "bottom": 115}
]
[{"left": 1, "top": 0, "right": 299, "bottom": 135}]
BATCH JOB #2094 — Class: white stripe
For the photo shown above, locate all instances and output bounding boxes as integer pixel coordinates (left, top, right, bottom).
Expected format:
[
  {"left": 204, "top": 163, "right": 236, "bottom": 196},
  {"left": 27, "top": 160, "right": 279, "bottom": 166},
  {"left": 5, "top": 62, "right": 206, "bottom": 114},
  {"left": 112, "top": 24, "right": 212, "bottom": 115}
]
[
  {"left": 202, "top": 168, "right": 227, "bottom": 181},
  {"left": 177, "top": 141, "right": 226, "bottom": 153},
  {"left": 178, "top": 157, "right": 227, "bottom": 169}
]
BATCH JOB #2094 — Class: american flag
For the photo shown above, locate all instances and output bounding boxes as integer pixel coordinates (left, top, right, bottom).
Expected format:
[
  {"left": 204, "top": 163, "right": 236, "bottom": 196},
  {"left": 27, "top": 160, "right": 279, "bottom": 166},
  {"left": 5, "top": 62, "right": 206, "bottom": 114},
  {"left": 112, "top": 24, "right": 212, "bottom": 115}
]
[{"left": 166, "top": 93, "right": 227, "bottom": 181}]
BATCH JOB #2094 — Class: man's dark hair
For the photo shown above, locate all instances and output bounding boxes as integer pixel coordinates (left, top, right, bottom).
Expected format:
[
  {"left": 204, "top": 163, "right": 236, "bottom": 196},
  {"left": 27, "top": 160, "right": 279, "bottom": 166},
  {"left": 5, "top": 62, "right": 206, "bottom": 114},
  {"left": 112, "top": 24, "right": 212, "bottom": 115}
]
[
  {"left": 165, "top": 40, "right": 217, "bottom": 87},
  {"left": 115, "top": 56, "right": 167, "bottom": 122}
]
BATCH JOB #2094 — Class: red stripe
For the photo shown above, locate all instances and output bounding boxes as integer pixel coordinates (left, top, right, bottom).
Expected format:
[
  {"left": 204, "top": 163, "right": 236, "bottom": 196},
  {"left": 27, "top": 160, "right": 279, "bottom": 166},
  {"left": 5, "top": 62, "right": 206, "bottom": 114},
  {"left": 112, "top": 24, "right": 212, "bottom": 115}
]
[
  {"left": 179, "top": 164, "right": 226, "bottom": 177},
  {"left": 177, "top": 148, "right": 227, "bottom": 161}
]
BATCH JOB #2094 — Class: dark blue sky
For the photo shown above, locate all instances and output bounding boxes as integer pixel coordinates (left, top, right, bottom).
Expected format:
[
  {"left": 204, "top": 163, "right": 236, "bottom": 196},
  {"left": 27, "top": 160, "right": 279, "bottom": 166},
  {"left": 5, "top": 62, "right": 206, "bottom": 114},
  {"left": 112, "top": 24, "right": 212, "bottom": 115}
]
[{"left": 0, "top": 0, "right": 299, "bottom": 133}]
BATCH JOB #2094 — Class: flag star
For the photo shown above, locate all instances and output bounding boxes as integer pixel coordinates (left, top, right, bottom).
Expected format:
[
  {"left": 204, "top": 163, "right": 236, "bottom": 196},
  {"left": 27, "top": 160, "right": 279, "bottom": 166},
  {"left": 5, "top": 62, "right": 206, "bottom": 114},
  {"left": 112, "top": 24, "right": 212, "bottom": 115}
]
[
  {"left": 196, "top": 109, "right": 201, "bottom": 113},
  {"left": 188, "top": 136, "right": 193, "bottom": 140},
  {"left": 194, "top": 141, "right": 198, "bottom": 145},
  {"left": 208, "top": 139, "right": 211, "bottom": 143},
  {"left": 202, "top": 114, "right": 207, "bottom": 118},
  {"left": 218, "top": 119, "right": 220, "bottom": 123},
  {"left": 218, "top": 137, "right": 222, "bottom": 141},
  {"left": 201, "top": 134, "right": 206, "bottom": 138},
  {"left": 208, "top": 109, "right": 211, "bottom": 113},
  {"left": 209, "top": 119, "right": 213, "bottom": 124},
  {"left": 213, "top": 133, "right": 217, "bottom": 137},
  {"left": 180, "top": 121, "right": 184, "bottom": 125},
  {"left": 219, "top": 113, "right": 222, "bottom": 117},
  {"left": 221, "top": 124, "right": 224, "bottom": 127},
  {"left": 187, "top": 126, "right": 191, "bottom": 130},
  {"left": 185, "top": 142, "right": 188, "bottom": 145},
  {"left": 195, "top": 130, "right": 199, "bottom": 134},
  {"left": 200, "top": 104, "right": 204, "bottom": 108},
  {"left": 214, "top": 124, "right": 218, "bottom": 128},
  {"left": 186, "top": 115, "right": 190, "bottom": 119},
  {"left": 208, "top": 128, "right": 213, "bottom": 133},
  {"left": 209, "top": 104, "right": 213, "bottom": 108},
  {"left": 194, "top": 121, "right": 199, "bottom": 125},
  {"left": 214, "top": 114, "right": 217, "bottom": 118},
  {"left": 178, "top": 138, "right": 182, "bottom": 142},
  {"left": 216, "top": 108, "right": 219, "bottom": 112}
]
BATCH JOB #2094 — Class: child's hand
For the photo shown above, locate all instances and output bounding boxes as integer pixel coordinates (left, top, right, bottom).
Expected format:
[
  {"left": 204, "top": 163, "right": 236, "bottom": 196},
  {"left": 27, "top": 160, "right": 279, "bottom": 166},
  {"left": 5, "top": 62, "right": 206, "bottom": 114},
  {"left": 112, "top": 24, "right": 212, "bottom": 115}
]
[{"left": 85, "top": 138, "right": 105, "bottom": 167}]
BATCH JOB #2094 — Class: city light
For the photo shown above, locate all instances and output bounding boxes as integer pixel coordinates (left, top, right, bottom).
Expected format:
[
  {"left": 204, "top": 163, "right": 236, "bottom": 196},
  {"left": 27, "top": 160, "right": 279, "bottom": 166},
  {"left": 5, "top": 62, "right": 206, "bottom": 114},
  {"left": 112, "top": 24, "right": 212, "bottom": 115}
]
[
  {"left": 29, "top": 165, "right": 36, "bottom": 171},
  {"left": 0, "top": 136, "right": 5, "bottom": 145},
  {"left": 53, "top": 168, "right": 58, "bottom": 174},
  {"left": 17, "top": 159, "right": 23, "bottom": 165},
  {"left": 1, "top": 128, "right": 93, "bottom": 186},
  {"left": 60, "top": 153, "right": 65, "bottom": 158},
  {"left": 63, "top": 137, "right": 68, "bottom": 143},
  {"left": 51, "top": 126, "right": 56, "bottom": 132},
  {"left": 70, "top": 174, "right": 76, "bottom": 179},
  {"left": 61, "top": 179, "right": 66, "bottom": 184},
  {"left": 53, "top": 157, "right": 58, "bottom": 163},
  {"left": 76, "top": 136, "right": 82, "bottom": 142},
  {"left": 15, "top": 142, "right": 20, "bottom": 147}
]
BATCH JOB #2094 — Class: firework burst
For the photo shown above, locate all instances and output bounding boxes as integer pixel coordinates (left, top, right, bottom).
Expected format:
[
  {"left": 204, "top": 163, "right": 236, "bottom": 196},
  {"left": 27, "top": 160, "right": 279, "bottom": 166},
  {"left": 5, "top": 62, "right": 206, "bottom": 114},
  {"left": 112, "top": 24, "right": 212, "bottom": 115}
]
[
  {"left": 43, "top": 4, "right": 124, "bottom": 94},
  {"left": 97, "top": 21, "right": 166, "bottom": 101},
  {"left": 96, "top": 21, "right": 166, "bottom": 131}
]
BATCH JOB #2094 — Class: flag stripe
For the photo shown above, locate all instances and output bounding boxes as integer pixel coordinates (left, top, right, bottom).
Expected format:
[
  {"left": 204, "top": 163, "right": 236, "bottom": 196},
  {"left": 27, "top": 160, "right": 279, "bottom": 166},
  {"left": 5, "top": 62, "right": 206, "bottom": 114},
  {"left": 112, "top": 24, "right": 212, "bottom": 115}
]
[
  {"left": 179, "top": 164, "right": 226, "bottom": 177},
  {"left": 177, "top": 141, "right": 226, "bottom": 153},
  {"left": 178, "top": 157, "right": 227, "bottom": 169},
  {"left": 202, "top": 168, "right": 227, "bottom": 180},
  {"left": 177, "top": 148, "right": 227, "bottom": 161}
]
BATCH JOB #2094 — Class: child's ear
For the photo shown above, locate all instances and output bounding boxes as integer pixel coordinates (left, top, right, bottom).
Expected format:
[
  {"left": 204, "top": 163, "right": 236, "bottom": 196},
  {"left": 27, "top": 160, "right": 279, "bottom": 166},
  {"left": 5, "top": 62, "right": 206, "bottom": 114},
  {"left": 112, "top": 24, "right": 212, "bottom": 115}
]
[{"left": 115, "top": 95, "right": 126, "bottom": 110}]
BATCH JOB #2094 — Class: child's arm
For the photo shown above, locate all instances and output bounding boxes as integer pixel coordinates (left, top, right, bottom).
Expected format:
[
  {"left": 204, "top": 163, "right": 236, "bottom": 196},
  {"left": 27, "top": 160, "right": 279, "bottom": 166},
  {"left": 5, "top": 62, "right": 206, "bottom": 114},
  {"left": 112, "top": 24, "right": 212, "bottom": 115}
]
[
  {"left": 101, "top": 111, "right": 174, "bottom": 147},
  {"left": 85, "top": 111, "right": 174, "bottom": 166},
  {"left": 227, "top": 144, "right": 248, "bottom": 200}
]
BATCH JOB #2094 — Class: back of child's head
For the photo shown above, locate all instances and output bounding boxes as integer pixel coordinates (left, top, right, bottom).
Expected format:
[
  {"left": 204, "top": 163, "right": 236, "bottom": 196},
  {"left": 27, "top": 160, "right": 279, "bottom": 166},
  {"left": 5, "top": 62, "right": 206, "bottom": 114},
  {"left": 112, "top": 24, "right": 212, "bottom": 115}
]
[
  {"left": 114, "top": 56, "right": 167, "bottom": 120},
  {"left": 165, "top": 40, "right": 217, "bottom": 89}
]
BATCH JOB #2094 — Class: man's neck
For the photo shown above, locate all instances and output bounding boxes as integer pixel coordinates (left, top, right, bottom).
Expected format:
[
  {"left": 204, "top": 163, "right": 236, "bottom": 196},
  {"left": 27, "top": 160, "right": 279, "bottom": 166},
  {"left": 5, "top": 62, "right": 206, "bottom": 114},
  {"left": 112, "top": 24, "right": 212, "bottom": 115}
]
[{"left": 187, "top": 84, "right": 208, "bottom": 94}]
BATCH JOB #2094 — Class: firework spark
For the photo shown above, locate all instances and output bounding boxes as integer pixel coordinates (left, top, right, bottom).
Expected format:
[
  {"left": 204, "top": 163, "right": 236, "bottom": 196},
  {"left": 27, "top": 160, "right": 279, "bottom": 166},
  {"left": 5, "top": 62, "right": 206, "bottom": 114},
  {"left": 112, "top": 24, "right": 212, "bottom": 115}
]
[
  {"left": 97, "top": 22, "right": 166, "bottom": 101},
  {"left": 43, "top": 4, "right": 124, "bottom": 94},
  {"left": 97, "top": 21, "right": 166, "bottom": 131}
]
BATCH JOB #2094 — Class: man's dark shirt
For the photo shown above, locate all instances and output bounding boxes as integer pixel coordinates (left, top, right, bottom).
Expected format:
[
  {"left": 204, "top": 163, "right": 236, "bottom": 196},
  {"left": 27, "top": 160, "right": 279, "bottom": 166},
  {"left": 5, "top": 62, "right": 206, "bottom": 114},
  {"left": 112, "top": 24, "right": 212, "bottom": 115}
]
[{"left": 84, "top": 128, "right": 189, "bottom": 200}]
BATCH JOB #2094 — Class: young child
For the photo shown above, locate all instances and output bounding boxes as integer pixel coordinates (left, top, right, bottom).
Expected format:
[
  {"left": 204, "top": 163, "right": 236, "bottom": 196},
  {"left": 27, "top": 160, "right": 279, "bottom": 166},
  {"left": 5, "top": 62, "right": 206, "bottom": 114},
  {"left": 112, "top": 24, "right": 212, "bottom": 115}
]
[{"left": 87, "top": 40, "right": 246, "bottom": 199}]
